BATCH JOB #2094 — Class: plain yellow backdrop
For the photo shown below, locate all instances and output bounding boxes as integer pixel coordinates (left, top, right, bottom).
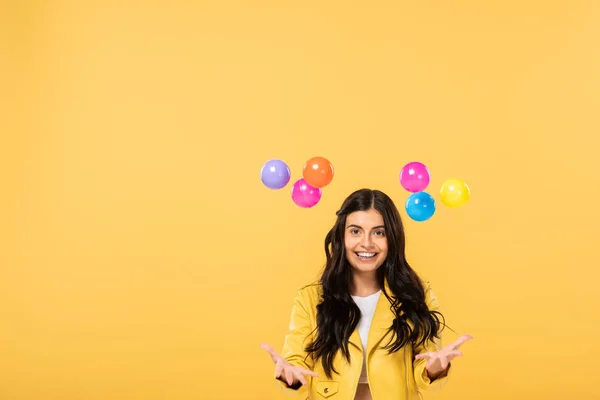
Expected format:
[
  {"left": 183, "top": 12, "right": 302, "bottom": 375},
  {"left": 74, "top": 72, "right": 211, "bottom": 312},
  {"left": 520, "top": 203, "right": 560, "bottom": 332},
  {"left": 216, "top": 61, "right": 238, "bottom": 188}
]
[{"left": 2, "top": 1, "right": 600, "bottom": 399}]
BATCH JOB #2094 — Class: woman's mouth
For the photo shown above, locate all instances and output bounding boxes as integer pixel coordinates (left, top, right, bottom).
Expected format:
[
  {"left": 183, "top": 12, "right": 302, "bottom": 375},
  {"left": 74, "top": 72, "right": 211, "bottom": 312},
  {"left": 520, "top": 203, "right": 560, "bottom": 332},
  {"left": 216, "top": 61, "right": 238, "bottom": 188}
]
[{"left": 355, "top": 252, "right": 377, "bottom": 261}]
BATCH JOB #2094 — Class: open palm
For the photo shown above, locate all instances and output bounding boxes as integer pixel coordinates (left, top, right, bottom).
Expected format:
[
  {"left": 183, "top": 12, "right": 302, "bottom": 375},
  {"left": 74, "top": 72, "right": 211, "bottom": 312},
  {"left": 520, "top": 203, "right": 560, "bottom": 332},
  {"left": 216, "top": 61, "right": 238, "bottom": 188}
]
[
  {"left": 260, "top": 343, "right": 318, "bottom": 387},
  {"left": 415, "top": 334, "right": 473, "bottom": 377}
]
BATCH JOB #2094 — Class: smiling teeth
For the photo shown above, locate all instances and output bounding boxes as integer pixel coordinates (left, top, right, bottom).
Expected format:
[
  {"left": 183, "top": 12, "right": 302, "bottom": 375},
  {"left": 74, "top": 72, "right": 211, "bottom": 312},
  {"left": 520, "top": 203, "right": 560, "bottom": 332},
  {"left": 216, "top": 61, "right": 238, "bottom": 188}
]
[{"left": 357, "top": 252, "right": 376, "bottom": 258}]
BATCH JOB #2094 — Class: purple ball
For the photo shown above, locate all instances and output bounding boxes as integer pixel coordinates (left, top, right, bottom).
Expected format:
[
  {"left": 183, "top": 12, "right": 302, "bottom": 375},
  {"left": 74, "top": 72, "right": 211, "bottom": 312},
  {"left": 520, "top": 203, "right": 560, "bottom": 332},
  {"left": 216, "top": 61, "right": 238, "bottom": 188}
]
[{"left": 261, "top": 159, "right": 291, "bottom": 189}]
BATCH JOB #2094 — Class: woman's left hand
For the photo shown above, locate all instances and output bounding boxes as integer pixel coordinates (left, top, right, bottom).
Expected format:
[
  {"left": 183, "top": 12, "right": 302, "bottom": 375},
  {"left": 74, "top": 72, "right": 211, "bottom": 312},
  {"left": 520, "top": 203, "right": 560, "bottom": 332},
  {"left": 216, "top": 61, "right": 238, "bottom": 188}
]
[{"left": 415, "top": 334, "right": 473, "bottom": 379}]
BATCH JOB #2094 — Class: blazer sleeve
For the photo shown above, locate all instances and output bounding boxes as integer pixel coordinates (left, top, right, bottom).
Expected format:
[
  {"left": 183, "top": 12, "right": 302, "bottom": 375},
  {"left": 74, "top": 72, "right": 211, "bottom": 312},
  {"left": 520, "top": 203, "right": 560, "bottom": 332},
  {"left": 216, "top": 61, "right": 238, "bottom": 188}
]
[
  {"left": 275, "top": 288, "right": 316, "bottom": 396},
  {"left": 412, "top": 281, "right": 451, "bottom": 391}
]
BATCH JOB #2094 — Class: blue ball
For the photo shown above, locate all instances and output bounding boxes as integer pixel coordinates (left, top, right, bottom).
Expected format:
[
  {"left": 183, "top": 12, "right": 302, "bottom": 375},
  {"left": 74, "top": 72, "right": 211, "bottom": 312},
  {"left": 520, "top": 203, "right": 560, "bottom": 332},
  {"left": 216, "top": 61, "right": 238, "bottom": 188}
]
[{"left": 405, "top": 192, "right": 436, "bottom": 222}]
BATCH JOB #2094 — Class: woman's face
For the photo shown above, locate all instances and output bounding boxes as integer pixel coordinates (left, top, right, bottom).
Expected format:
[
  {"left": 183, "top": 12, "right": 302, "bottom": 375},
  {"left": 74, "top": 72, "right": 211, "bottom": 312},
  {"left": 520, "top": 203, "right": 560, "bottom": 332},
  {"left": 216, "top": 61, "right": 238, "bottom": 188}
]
[{"left": 344, "top": 208, "right": 388, "bottom": 275}]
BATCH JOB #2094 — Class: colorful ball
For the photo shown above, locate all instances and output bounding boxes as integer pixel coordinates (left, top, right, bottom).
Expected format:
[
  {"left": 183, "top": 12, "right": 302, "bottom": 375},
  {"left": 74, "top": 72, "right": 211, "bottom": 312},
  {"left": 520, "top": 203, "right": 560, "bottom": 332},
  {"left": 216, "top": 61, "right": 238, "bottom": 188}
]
[
  {"left": 405, "top": 191, "right": 436, "bottom": 222},
  {"left": 260, "top": 159, "right": 291, "bottom": 189},
  {"left": 440, "top": 178, "right": 470, "bottom": 208},
  {"left": 291, "top": 178, "right": 322, "bottom": 208},
  {"left": 303, "top": 156, "right": 334, "bottom": 188},
  {"left": 400, "top": 162, "right": 431, "bottom": 193}
]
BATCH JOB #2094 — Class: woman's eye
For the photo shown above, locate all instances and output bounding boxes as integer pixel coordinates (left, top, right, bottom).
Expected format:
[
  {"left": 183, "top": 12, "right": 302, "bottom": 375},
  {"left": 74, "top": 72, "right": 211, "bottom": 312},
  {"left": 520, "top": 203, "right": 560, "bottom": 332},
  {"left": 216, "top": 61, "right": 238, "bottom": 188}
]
[
  {"left": 374, "top": 230, "right": 385, "bottom": 236},
  {"left": 351, "top": 229, "right": 360, "bottom": 235}
]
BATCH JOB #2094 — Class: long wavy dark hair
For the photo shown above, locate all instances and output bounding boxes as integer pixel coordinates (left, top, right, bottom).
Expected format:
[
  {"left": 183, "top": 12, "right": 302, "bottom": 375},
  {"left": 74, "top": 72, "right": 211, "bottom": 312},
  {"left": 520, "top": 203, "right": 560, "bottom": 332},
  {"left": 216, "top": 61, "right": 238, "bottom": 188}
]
[{"left": 305, "top": 189, "right": 445, "bottom": 378}]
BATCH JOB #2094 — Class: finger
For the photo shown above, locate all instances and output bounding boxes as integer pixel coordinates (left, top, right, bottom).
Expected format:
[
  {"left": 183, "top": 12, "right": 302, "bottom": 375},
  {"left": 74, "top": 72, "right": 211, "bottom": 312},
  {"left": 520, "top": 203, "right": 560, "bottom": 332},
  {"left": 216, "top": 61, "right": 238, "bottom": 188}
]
[
  {"left": 414, "top": 352, "right": 433, "bottom": 360},
  {"left": 274, "top": 360, "right": 284, "bottom": 378},
  {"left": 260, "top": 343, "right": 277, "bottom": 357},
  {"left": 293, "top": 370, "right": 307, "bottom": 386},
  {"left": 284, "top": 368, "right": 294, "bottom": 386},
  {"left": 260, "top": 343, "right": 281, "bottom": 363},
  {"left": 446, "top": 350, "right": 463, "bottom": 360},
  {"left": 450, "top": 334, "right": 473, "bottom": 350},
  {"left": 301, "top": 368, "right": 319, "bottom": 378},
  {"left": 440, "top": 357, "right": 449, "bottom": 370}
]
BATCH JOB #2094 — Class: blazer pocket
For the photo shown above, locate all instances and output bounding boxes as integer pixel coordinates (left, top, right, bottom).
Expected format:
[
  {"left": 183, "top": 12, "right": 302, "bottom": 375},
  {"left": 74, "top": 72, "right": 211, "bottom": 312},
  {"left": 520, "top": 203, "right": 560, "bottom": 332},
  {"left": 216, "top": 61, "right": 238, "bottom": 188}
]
[{"left": 316, "top": 380, "right": 339, "bottom": 398}]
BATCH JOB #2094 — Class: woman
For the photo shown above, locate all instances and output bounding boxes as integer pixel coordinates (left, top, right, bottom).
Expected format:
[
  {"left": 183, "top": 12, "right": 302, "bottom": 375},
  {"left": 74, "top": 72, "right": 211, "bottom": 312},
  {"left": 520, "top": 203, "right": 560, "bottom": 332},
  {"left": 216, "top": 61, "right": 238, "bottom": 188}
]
[{"left": 261, "top": 189, "right": 472, "bottom": 400}]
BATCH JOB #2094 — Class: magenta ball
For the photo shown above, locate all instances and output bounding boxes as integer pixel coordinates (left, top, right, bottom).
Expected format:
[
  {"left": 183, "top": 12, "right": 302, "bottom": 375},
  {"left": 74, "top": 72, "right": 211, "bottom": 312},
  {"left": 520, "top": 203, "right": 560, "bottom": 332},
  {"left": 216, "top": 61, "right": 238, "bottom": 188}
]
[
  {"left": 291, "top": 178, "right": 322, "bottom": 208},
  {"left": 400, "top": 161, "right": 431, "bottom": 193}
]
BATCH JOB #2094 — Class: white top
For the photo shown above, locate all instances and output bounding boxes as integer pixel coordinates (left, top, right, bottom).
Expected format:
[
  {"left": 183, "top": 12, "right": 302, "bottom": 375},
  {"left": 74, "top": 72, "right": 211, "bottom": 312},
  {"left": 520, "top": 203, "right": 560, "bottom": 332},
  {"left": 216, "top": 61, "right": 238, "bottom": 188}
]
[{"left": 351, "top": 290, "right": 381, "bottom": 384}]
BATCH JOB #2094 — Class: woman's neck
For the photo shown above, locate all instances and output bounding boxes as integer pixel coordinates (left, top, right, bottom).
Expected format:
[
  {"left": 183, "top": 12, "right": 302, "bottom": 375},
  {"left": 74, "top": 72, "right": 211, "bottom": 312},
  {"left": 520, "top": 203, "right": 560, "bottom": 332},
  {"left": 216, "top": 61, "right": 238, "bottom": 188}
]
[{"left": 351, "top": 271, "right": 381, "bottom": 297}]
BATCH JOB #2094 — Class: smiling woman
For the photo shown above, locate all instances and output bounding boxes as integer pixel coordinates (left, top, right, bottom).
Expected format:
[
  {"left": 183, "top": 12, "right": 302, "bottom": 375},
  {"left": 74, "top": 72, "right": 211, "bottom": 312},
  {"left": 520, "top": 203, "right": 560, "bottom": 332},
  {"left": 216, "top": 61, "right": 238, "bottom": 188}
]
[
  {"left": 344, "top": 209, "right": 389, "bottom": 281},
  {"left": 261, "top": 189, "right": 473, "bottom": 400}
]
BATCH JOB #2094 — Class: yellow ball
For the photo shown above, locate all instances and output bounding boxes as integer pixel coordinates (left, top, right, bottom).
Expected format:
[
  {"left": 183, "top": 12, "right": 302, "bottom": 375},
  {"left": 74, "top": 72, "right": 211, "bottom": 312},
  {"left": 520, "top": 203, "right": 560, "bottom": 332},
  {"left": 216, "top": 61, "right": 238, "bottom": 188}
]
[{"left": 440, "top": 178, "right": 470, "bottom": 208}]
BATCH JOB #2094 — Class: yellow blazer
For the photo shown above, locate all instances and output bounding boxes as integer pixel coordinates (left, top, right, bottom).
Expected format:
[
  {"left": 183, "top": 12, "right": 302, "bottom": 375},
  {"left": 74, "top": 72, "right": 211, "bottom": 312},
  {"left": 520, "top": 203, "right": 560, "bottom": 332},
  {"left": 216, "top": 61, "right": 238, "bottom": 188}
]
[{"left": 277, "top": 280, "right": 450, "bottom": 399}]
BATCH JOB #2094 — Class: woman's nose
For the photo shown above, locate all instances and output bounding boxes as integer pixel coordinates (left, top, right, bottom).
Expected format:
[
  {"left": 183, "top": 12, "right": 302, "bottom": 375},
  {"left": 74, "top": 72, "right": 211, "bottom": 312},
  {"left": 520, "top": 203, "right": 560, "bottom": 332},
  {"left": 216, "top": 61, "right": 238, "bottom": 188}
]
[{"left": 360, "top": 234, "right": 373, "bottom": 248}]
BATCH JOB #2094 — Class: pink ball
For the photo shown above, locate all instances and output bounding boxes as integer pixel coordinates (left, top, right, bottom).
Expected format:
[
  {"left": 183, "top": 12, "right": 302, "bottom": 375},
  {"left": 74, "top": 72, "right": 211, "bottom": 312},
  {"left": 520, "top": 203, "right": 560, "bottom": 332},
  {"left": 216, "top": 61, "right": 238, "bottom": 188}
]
[
  {"left": 291, "top": 178, "right": 322, "bottom": 208},
  {"left": 400, "top": 161, "right": 431, "bottom": 193}
]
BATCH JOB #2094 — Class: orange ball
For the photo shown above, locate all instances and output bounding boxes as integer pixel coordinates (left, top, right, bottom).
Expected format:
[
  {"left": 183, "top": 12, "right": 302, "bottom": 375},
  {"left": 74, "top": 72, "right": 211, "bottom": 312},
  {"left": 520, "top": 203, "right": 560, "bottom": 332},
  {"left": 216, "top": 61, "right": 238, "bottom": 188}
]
[{"left": 302, "top": 157, "right": 334, "bottom": 188}]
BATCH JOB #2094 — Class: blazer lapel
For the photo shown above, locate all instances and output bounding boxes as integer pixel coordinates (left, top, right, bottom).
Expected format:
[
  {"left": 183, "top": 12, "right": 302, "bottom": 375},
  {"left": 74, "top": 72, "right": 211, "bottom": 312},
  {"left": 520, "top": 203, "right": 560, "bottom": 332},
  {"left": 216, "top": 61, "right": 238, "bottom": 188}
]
[
  {"left": 349, "top": 326, "right": 362, "bottom": 351},
  {"left": 366, "top": 282, "right": 397, "bottom": 356}
]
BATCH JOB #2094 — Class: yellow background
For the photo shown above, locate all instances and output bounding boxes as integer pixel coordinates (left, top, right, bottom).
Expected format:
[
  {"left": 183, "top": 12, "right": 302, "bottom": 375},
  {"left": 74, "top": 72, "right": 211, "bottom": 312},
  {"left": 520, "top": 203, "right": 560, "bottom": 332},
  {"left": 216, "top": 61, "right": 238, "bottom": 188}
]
[{"left": 2, "top": 1, "right": 600, "bottom": 399}]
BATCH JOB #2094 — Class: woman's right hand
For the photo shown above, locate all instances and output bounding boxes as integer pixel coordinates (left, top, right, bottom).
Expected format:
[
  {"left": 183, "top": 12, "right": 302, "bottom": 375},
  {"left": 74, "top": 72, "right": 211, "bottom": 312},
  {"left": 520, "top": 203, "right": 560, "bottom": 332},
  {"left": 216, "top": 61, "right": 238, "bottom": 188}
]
[{"left": 260, "top": 343, "right": 319, "bottom": 387}]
